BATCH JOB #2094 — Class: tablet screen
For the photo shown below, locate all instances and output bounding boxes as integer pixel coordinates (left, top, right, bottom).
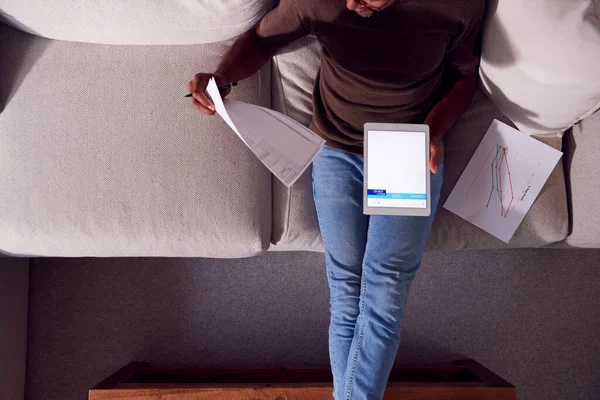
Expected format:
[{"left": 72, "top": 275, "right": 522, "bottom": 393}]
[{"left": 367, "top": 130, "right": 427, "bottom": 209}]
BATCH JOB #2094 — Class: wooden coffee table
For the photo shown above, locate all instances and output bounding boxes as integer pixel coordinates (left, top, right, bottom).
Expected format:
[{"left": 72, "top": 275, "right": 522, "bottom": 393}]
[{"left": 90, "top": 359, "right": 516, "bottom": 399}]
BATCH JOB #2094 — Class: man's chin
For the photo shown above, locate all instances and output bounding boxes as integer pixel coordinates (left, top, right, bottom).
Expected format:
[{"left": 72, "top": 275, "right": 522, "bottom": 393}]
[{"left": 355, "top": 10, "right": 374, "bottom": 18}]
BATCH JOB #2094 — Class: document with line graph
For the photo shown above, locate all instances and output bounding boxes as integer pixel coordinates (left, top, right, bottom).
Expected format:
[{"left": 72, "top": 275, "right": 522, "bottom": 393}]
[
  {"left": 206, "top": 78, "right": 325, "bottom": 187},
  {"left": 444, "top": 119, "right": 562, "bottom": 243}
]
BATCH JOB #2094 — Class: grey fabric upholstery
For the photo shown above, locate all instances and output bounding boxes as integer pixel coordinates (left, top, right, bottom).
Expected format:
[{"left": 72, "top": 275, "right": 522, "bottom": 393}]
[
  {"left": 0, "top": 23, "right": 575, "bottom": 255},
  {"left": 0, "top": 258, "right": 29, "bottom": 400},
  {"left": 0, "top": 24, "right": 272, "bottom": 257}
]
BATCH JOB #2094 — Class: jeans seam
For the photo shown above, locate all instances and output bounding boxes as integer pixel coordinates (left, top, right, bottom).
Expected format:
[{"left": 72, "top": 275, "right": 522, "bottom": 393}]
[{"left": 345, "top": 260, "right": 368, "bottom": 400}]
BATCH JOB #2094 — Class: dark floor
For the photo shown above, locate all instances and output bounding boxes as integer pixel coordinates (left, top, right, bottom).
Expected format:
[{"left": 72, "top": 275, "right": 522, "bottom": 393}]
[{"left": 26, "top": 249, "right": 600, "bottom": 400}]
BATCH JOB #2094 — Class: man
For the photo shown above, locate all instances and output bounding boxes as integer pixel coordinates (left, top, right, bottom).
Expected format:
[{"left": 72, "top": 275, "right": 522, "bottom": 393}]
[{"left": 189, "top": 1, "right": 484, "bottom": 398}]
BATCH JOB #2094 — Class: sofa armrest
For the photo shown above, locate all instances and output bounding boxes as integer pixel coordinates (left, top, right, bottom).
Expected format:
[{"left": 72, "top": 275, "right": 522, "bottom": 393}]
[
  {"left": 563, "top": 110, "right": 600, "bottom": 247},
  {"left": 0, "top": 258, "right": 29, "bottom": 400}
]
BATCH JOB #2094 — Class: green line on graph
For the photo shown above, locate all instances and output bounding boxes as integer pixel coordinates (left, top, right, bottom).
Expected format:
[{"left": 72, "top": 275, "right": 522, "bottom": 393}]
[{"left": 486, "top": 145, "right": 501, "bottom": 208}]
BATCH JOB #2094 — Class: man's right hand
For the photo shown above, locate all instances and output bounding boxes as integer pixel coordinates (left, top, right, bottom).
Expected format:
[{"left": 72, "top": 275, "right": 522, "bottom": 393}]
[{"left": 188, "top": 73, "right": 230, "bottom": 115}]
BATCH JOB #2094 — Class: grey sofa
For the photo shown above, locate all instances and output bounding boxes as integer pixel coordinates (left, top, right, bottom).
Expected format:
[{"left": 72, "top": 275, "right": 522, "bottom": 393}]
[
  {"left": 3, "top": 23, "right": 598, "bottom": 257},
  {"left": 2, "top": 1, "right": 599, "bottom": 398}
]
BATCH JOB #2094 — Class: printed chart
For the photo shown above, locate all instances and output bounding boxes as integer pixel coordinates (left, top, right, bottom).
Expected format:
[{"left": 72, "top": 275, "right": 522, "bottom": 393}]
[
  {"left": 466, "top": 144, "right": 515, "bottom": 218},
  {"left": 444, "top": 120, "right": 562, "bottom": 243}
]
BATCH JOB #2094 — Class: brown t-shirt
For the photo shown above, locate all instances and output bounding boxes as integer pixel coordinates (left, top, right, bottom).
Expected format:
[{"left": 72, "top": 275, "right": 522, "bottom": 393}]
[{"left": 260, "top": 0, "right": 484, "bottom": 154}]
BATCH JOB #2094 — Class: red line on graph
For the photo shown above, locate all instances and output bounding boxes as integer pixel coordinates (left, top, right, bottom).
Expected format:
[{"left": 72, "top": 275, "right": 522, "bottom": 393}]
[{"left": 498, "top": 151, "right": 504, "bottom": 216}]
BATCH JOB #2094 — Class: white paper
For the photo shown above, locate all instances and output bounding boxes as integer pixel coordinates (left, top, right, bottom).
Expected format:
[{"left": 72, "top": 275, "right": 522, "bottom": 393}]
[
  {"left": 443, "top": 119, "right": 562, "bottom": 243},
  {"left": 206, "top": 78, "right": 246, "bottom": 144},
  {"left": 206, "top": 78, "right": 325, "bottom": 187}
]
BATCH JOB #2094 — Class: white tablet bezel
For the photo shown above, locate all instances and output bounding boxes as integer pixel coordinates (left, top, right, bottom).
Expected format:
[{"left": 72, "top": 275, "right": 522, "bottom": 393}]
[{"left": 363, "top": 123, "right": 431, "bottom": 217}]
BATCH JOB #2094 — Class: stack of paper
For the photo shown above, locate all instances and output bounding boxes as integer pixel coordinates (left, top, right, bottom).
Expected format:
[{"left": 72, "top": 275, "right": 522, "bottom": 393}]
[
  {"left": 206, "top": 78, "right": 325, "bottom": 187},
  {"left": 444, "top": 119, "right": 562, "bottom": 243}
]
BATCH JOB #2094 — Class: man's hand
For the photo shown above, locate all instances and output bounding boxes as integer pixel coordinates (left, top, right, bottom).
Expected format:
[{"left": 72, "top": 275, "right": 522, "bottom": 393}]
[
  {"left": 430, "top": 140, "right": 443, "bottom": 174},
  {"left": 188, "top": 73, "right": 230, "bottom": 115}
]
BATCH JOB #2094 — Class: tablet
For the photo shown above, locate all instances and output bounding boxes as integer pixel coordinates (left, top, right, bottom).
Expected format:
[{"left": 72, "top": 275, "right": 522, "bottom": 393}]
[{"left": 364, "top": 123, "right": 430, "bottom": 217}]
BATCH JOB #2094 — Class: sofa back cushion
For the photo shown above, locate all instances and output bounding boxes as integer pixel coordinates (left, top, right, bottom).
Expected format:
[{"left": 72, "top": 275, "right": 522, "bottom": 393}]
[
  {"left": 479, "top": 0, "right": 600, "bottom": 136},
  {"left": 0, "top": 0, "right": 274, "bottom": 44}
]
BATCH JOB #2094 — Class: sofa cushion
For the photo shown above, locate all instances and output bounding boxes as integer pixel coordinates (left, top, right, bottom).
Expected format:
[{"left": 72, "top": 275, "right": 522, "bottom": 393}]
[
  {"left": 479, "top": 0, "right": 600, "bottom": 136},
  {"left": 563, "top": 110, "right": 600, "bottom": 247},
  {"left": 428, "top": 89, "right": 569, "bottom": 250},
  {"left": 270, "top": 37, "right": 323, "bottom": 252},
  {"left": 0, "top": 24, "right": 272, "bottom": 257},
  {"left": 270, "top": 36, "right": 569, "bottom": 251},
  {"left": 0, "top": 0, "right": 274, "bottom": 45}
]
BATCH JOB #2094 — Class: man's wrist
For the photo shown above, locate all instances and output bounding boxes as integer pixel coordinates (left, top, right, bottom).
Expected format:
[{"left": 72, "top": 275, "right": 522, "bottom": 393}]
[
  {"left": 431, "top": 133, "right": 444, "bottom": 143},
  {"left": 425, "top": 118, "right": 443, "bottom": 142},
  {"left": 212, "top": 71, "right": 230, "bottom": 85}
]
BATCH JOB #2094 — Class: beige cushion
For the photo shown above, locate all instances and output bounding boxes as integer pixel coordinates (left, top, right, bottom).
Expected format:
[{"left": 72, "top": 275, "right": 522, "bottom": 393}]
[
  {"left": 0, "top": 0, "right": 274, "bottom": 45},
  {"left": 270, "top": 36, "right": 569, "bottom": 251},
  {"left": 479, "top": 0, "right": 600, "bottom": 136},
  {"left": 0, "top": 24, "right": 272, "bottom": 257},
  {"left": 563, "top": 110, "right": 600, "bottom": 247},
  {"left": 270, "top": 37, "right": 323, "bottom": 252},
  {"left": 0, "top": 259, "right": 29, "bottom": 400}
]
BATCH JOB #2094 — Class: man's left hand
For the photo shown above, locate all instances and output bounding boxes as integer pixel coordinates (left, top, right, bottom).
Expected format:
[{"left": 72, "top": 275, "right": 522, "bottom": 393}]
[{"left": 430, "top": 140, "right": 442, "bottom": 174}]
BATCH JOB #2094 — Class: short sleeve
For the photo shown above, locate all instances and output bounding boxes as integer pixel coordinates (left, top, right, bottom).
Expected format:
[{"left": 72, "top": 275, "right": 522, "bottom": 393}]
[
  {"left": 258, "top": 0, "right": 310, "bottom": 40},
  {"left": 445, "top": 2, "right": 485, "bottom": 77}
]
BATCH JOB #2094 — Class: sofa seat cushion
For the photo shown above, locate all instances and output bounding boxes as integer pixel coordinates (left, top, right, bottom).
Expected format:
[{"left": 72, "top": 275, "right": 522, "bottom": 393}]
[
  {"left": 270, "top": 37, "right": 569, "bottom": 251},
  {"left": 0, "top": 24, "right": 272, "bottom": 257},
  {"left": 563, "top": 110, "right": 600, "bottom": 247},
  {"left": 428, "top": 89, "right": 569, "bottom": 250},
  {"left": 0, "top": 0, "right": 274, "bottom": 45}
]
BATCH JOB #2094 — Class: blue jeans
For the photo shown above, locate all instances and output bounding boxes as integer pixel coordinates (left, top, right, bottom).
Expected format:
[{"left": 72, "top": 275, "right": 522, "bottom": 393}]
[{"left": 312, "top": 145, "right": 444, "bottom": 400}]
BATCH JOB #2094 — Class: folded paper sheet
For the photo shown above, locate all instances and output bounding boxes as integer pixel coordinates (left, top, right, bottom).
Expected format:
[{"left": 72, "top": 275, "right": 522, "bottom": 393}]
[{"left": 207, "top": 78, "right": 325, "bottom": 187}]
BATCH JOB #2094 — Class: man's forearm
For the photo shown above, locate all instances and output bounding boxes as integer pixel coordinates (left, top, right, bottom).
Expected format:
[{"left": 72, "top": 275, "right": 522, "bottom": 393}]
[
  {"left": 189, "top": 24, "right": 305, "bottom": 115},
  {"left": 425, "top": 70, "right": 478, "bottom": 142},
  {"left": 214, "top": 28, "right": 272, "bottom": 83}
]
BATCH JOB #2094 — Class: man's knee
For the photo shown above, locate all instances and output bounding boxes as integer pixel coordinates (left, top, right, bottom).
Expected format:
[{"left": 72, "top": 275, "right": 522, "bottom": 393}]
[{"left": 363, "top": 251, "right": 422, "bottom": 278}]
